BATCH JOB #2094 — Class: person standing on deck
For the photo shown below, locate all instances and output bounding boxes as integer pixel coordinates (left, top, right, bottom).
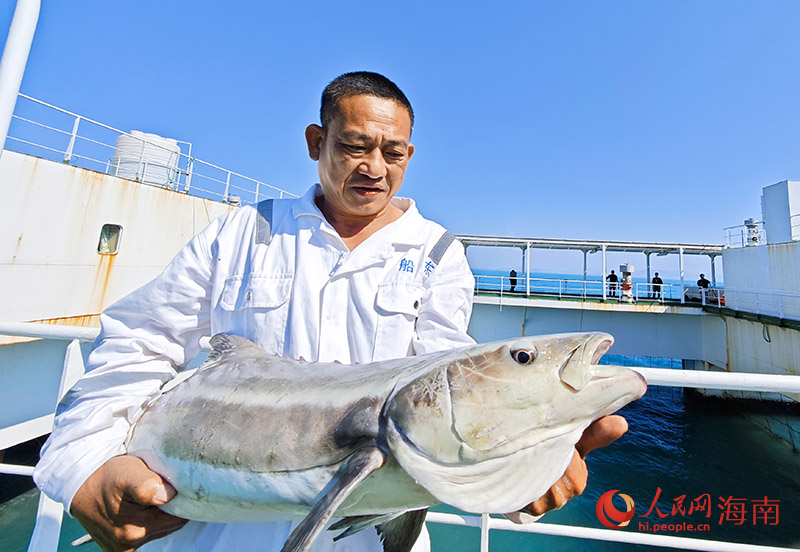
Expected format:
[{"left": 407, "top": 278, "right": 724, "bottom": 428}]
[
  {"left": 651, "top": 272, "right": 663, "bottom": 299},
  {"left": 509, "top": 269, "right": 518, "bottom": 293},
  {"left": 34, "top": 72, "right": 629, "bottom": 552},
  {"left": 606, "top": 269, "right": 618, "bottom": 297}
]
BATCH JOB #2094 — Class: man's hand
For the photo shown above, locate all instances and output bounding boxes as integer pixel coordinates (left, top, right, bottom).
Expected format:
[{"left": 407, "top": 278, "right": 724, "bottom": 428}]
[
  {"left": 70, "top": 455, "right": 188, "bottom": 552},
  {"left": 520, "top": 415, "right": 629, "bottom": 517}
]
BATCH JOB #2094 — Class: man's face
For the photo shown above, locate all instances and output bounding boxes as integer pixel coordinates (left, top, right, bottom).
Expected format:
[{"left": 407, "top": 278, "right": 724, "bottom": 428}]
[{"left": 305, "top": 95, "right": 414, "bottom": 221}]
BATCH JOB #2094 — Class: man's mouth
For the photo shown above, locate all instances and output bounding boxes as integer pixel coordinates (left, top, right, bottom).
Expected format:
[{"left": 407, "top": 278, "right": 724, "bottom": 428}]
[{"left": 351, "top": 183, "right": 385, "bottom": 196}]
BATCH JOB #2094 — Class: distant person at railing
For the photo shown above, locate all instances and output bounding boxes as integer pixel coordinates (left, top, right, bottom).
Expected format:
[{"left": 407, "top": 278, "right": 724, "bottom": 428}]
[
  {"left": 510, "top": 269, "right": 518, "bottom": 292},
  {"left": 697, "top": 274, "right": 710, "bottom": 288},
  {"left": 34, "top": 72, "right": 629, "bottom": 552},
  {"left": 651, "top": 272, "right": 663, "bottom": 299},
  {"left": 606, "top": 269, "right": 618, "bottom": 297}
]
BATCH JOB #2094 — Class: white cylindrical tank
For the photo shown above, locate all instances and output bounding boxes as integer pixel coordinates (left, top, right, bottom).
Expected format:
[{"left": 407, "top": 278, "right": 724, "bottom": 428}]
[{"left": 109, "top": 131, "right": 181, "bottom": 189}]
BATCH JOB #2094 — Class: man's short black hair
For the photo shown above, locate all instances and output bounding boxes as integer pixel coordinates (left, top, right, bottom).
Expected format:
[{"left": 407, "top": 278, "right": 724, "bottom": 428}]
[{"left": 321, "top": 71, "right": 414, "bottom": 131}]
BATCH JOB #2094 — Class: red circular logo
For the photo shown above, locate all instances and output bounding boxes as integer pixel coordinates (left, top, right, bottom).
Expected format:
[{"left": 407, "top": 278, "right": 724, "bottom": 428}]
[{"left": 596, "top": 490, "right": 636, "bottom": 529}]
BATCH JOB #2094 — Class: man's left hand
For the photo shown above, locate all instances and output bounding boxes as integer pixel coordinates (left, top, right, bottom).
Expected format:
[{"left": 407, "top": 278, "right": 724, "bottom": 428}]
[{"left": 519, "top": 415, "right": 629, "bottom": 517}]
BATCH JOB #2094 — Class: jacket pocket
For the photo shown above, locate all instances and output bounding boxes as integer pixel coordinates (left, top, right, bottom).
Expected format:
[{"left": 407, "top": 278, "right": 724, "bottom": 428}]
[
  {"left": 215, "top": 273, "right": 293, "bottom": 353},
  {"left": 220, "top": 273, "right": 292, "bottom": 311},
  {"left": 374, "top": 282, "right": 424, "bottom": 358}
]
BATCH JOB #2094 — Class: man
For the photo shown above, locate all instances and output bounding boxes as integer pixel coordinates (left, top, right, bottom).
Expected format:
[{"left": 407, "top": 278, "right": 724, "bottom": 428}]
[
  {"left": 651, "top": 272, "right": 663, "bottom": 299},
  {"left": 509, "top": 269, "right": 517, "bottom": 293},
  {"left": 697, "top": 274, "right": 710, "bottom": 288},
  {"left": 606, "top": 269, "right": 618, "bottom": 297},
  {"left": 34, "top": 72, "right": 626, "bottom": 551}
]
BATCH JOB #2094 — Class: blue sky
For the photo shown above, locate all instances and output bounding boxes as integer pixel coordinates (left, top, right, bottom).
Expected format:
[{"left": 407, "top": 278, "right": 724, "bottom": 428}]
[{"left": 2, "top": 1, "right": 799, "bottom": 278}]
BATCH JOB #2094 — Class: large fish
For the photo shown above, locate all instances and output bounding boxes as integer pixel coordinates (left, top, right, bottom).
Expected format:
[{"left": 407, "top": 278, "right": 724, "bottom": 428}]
[{"left": 125, "top": 332, "right": 646, "bottom": 552}]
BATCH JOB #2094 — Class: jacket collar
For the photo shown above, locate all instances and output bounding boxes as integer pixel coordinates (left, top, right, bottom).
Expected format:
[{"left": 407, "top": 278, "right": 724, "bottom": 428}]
[{"left": 291, "top": 184, "right": 428, "bottom": 248}]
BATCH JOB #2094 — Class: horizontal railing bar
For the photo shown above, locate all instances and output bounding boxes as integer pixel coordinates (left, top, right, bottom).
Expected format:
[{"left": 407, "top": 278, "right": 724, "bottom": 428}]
[
  {"left": 11, "top": 114, "right": 72, "bottom": 136},
  {"left": 0, "top": 321, "right": 98, "bottom": 341},
  {"left": 5, "top": 136, "right": 65, "bottom": 155},
  {"left": 73, "top": 134, "right": 116, "bottom": 150},
  {"left": 1, "top": 322, "right": 798, "bottom": 394},
  {"left": 0, "top": 463, "right": 35, "bottom": 477},
  {"left": 425, "top": 512, "right": 796, "bottom": 552},
  {"left": 632, "top": 366, "right": 800, "bottom": 394}
]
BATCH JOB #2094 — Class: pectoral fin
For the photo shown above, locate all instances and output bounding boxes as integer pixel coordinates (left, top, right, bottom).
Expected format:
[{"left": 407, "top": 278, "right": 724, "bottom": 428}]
[
  {"left": 280, "top": 447, "right": 386, "bottom": 552},
  {"left": 376, "top": 509, "right": 428, "bottom": 552}
]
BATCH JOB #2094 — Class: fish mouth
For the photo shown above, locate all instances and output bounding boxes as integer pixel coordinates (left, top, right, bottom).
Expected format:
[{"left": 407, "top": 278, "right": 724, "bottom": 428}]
[{"left": 558, "top": 335, "right": 614, "bottom": 392}]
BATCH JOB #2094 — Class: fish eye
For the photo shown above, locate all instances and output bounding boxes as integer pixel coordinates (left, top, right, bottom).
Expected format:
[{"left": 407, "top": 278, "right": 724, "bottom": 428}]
[{"left": 511, "top": 347, "right": 537, "bottom": 365}]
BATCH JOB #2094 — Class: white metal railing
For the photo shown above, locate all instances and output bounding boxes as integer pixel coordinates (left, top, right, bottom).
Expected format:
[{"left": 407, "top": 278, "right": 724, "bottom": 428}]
[
  {"left": 2, "top": 322, "right": 800, "bottom": 551},
  {"left": 426, "top": 512, "right": 796, "bottom": 552},
  {"left": 474, "top": 274, "right": 701, "bottom": 304},
  {"left": 6, "top": 94, "right": 299, "bottom": 204},
  {"left": 724, "top": 221, "right": 766, "bottom": 248},
  {"left": 724, "top": 287, "right": 800, "bottom": 321}
]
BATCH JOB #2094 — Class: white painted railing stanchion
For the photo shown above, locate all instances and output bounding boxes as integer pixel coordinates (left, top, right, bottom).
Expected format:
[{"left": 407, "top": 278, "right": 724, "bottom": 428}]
[
  {"left": 480, "top": 513, "right": 490, "bottom": 552},
  {"left": 63, "top": 115, "right": 80, "bottom": 162}
]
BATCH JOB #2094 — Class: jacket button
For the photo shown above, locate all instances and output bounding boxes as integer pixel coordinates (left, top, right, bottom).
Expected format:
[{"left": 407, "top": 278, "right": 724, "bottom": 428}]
[
  {"left": 413, "top": 300, "right": 420, "bottom": 309},
  {"left": 245, "top": 291, "right": 252, "bottom": 302}
]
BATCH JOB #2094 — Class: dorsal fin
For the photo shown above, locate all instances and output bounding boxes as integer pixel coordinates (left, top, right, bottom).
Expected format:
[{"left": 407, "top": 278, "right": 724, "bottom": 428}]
[{"left": 208, "top": 333, "right": 264, "bottom": 362}]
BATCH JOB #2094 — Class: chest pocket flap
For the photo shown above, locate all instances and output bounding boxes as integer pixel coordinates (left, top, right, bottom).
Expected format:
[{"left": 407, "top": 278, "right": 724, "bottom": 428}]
[
  {"left": 376, "top": 282, "right": 424, "bottom": 317},
  {"left": 220, "top": 274, "right": 293, "bottom": 310}
]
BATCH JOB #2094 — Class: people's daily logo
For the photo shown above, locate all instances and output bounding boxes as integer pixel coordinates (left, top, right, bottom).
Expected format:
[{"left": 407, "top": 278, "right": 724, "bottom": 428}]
[{"left": 596, "top": 490, "right": 635, "bottom": 529}]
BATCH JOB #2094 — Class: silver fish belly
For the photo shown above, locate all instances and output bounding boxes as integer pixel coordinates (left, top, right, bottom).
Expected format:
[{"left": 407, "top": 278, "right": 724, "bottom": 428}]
[{"left": 125, "top": 332, "right": 646, "bottom": 551}]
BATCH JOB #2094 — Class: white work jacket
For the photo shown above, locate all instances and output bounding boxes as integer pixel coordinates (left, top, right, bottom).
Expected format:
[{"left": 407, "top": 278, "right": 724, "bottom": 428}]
[{"left": 34, "top": 184, "right": 475, "bottom": 551}]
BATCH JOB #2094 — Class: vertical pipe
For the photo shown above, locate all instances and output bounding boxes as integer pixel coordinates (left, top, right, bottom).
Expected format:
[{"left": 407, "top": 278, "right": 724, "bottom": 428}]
[
  {"left": 710, "top": 254, "right": 717, "bottom": 288},
  {"left": 0, "top": 0, "right": 40, "bottom": 161},
  {"left": 583, "top": 250, "right": 588, "bottom": 299},
  {"left": 525, "top": 241, "right": 531, "bottom": 296},
  {"left": 679, "top": 247, "right": 685, "bottom": 304},
  {"left": 602, "top": 245, "right": 607, "bottom": 301},
  {"left": 645, "top": 252, "right": 651, "bottom": 297},
  {"left": 63, "top": 115, "right": 80, "bottom": 162}
]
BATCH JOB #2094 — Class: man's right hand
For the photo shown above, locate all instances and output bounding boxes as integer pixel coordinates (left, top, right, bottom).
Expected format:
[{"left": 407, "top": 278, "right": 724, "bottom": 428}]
[{"left": 70, "top": 455, "right": 188, "bottom": 552}]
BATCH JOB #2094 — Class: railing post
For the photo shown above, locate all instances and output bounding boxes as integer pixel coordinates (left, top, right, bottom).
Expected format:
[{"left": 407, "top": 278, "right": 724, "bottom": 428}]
[
  {"left": 525, "top": 241, "right": 531, "bottom": 297},
  {"left": 255, "top": 180, "right": 261, "bottom": 203},
  {"left": 184, "top": 157, "right": 194, "bottom": 193},
  {"left": 137, "top": 139, "right": 145, "bottom": 181},
  {"left": 63, "top": 115, "right": 80, "bottom": 163},
  {"left": 480, "top": 513, "right": 490, "bottom": 552},
  {"left": 223, "top": 171, "right": 231, "bottom": 202},
  {"left": 601, "top": 244, "right": 607, "bottom": 301},
  {"left": 679, "top": 247, "right": 685, "bottom": 305}
]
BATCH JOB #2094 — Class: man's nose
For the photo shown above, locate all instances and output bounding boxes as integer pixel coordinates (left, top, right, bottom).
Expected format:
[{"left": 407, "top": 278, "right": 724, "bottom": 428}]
[{"left": 358, "top": 148, "right": 387, "bottom": 179}]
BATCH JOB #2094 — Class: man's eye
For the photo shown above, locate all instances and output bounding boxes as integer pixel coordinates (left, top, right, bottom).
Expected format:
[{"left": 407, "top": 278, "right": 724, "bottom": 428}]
[
  {"left": 342, "top": 143, "right": 366, "bottom": 153},
  {"left": 385, "top": 151, "right": 404, "bottom": 161}
]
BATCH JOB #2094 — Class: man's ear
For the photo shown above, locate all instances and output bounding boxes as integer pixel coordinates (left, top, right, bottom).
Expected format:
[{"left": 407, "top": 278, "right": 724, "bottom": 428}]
[{"left": 305, "top": 124, "right": 324, "bottom": 161}]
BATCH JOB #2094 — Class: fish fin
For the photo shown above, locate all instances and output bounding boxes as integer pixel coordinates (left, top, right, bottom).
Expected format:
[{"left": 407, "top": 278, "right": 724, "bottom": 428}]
[
  {"left": 376, "top": 509, "right": 428, "bottom": 552},
  {"left": 280, "top": 447, "right": 386, "bottom": 552},
  {"left": 333, "top": 397, "right": 381, "bottom": 448},
  {"left": 330, "top": 513, "right": 400, "bottom": 540},
  {"left": 208, "top": 333, "right": 264, "bottom": 362}
]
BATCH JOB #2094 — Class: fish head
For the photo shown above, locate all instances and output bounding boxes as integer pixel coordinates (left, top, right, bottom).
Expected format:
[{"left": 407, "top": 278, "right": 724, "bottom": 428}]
[{"left": 385, "top": 332, "right": 646, "bottom": 513}]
